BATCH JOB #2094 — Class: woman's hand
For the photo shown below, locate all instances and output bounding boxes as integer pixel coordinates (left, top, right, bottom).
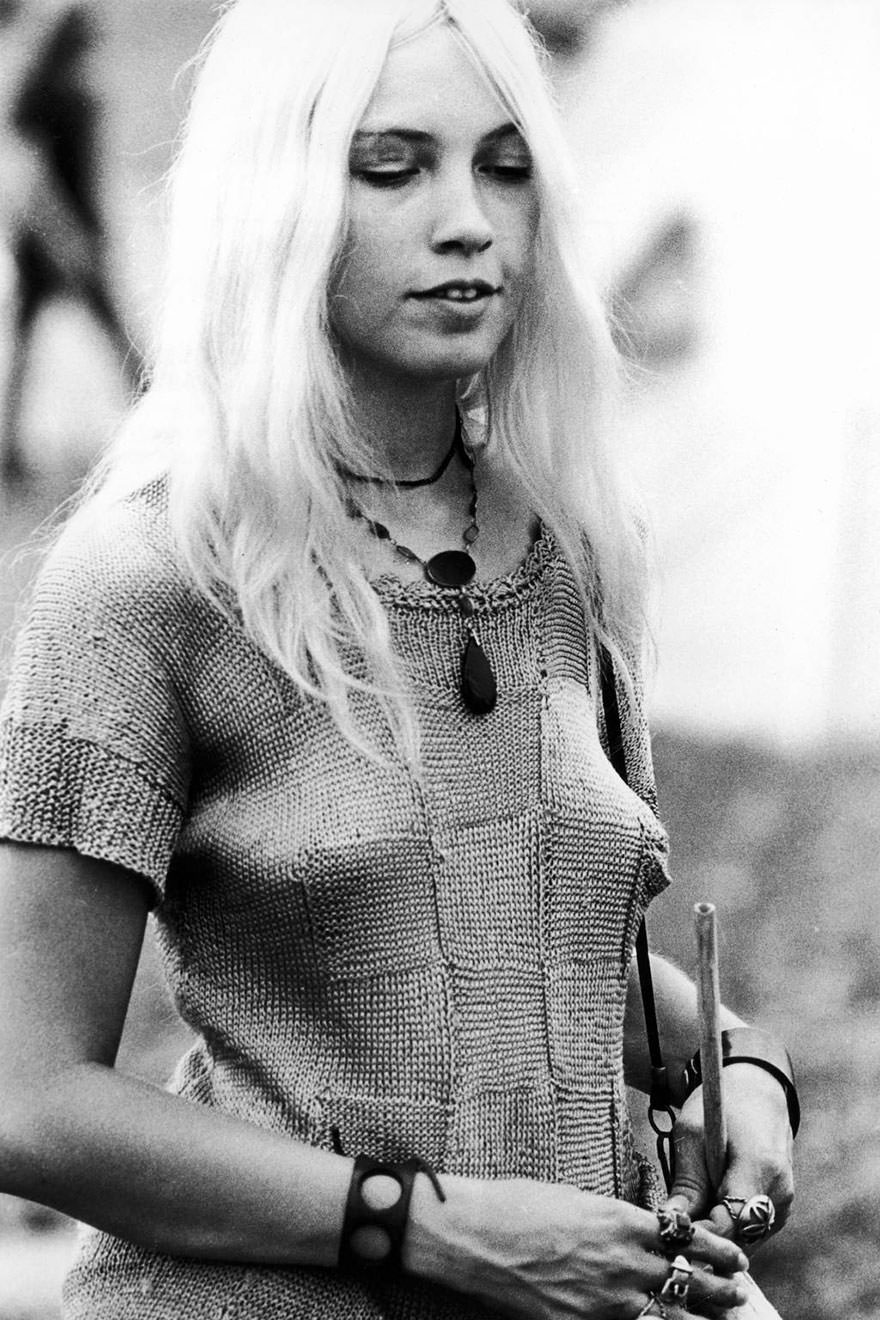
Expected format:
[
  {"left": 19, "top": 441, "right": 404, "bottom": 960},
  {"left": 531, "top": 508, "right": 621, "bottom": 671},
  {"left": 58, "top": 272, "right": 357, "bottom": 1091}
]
[
  {"left": 407, "top": 1174, "right": 749, "bottom": 1319},
  {"left": 666, "top": 1062, "right": 795, "bottom": 1252}
]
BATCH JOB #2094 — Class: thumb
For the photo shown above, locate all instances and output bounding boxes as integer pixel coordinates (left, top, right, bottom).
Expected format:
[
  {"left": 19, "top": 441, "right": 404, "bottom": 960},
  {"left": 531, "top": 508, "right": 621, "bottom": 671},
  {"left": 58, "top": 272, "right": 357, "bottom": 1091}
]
[{"left": 664, "top": 1127, "right": 712, "bottom": 1219}]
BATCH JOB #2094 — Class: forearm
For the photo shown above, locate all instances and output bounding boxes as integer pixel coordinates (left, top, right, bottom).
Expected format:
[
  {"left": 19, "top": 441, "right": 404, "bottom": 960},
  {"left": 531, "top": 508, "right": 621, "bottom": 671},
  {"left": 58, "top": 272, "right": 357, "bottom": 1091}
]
[
  {"left": 1, "top": 1061, "right": 352, "bottom": 1266},
  {"left": 624, "top": 953, "right": 746, "bottom": 1101}
]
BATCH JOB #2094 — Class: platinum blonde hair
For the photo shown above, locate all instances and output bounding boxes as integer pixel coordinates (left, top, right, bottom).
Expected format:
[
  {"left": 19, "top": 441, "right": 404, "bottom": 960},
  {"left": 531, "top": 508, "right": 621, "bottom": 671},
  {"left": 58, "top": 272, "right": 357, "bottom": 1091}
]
[{"left": 87, "top": 0, "right": 645, "bottom": 760}]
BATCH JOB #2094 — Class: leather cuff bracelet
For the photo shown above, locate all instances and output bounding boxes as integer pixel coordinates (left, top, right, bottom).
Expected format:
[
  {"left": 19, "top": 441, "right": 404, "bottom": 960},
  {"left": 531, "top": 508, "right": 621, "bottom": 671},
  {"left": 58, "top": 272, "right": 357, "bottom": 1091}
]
[
  {"left": 338, "top": 1154, "right": 446, "bottom": 1272},
  {"left": 681, "top": 1027, "right": 800, "bottom": 1137}
]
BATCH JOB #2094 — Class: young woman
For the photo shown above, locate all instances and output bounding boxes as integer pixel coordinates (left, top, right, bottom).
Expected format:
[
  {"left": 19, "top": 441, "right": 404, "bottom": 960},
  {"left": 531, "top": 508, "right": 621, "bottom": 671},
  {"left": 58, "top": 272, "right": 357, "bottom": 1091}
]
[{"left": 0, "top": 2, "right": 795, "bottom": 1317}]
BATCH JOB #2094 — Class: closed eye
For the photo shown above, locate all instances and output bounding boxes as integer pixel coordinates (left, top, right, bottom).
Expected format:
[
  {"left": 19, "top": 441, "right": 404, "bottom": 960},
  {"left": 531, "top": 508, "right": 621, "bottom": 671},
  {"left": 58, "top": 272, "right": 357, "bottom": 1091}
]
[
  {"left": 352, "top": 167, "right": 419, "bottom": 188},
  {"left": 481, "top": 163, "right": 533, "bottom": 182}
]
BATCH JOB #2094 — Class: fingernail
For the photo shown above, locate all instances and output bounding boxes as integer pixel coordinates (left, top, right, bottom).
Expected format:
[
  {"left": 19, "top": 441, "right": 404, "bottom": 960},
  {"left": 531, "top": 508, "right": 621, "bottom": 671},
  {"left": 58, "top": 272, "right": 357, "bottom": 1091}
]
[{"left": 738, "top": 1252, "right": 749, "bottom": 1271}]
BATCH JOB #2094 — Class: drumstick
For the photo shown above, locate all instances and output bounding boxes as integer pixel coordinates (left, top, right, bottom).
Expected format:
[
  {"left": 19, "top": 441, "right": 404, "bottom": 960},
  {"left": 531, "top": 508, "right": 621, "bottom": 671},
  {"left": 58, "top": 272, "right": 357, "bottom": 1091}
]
[
  {"left": 694, "top": 902, "right": 727, "bottom": 1192},
  {"left": 694, "top": 905, "right": 786, "bottom": 1319}
]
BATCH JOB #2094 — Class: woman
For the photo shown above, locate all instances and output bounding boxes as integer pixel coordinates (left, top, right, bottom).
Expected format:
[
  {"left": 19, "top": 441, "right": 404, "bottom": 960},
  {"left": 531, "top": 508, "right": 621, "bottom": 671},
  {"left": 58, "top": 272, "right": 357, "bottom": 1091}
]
[{"left": 0, "top": 1, "right": 796, "bottom": 1317}]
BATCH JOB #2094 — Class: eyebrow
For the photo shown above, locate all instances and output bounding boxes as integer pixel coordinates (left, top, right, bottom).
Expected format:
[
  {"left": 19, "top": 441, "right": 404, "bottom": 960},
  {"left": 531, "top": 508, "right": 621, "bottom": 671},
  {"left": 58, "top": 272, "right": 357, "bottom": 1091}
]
[{"left": 351, "top": 122, "right": 526, "bottom": 148}]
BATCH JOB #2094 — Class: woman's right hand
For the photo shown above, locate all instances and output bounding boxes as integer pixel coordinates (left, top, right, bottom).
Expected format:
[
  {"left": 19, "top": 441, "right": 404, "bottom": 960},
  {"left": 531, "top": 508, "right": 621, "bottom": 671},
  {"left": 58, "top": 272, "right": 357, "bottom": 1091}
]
[{"left": 407, "top": 1174, "right": 749, "bottom": 1320}]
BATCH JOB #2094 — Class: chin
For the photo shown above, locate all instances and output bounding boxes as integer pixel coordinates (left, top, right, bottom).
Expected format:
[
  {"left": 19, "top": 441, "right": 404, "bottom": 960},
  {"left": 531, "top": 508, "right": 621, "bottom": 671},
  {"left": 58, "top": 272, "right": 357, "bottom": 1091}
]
[{"left": 402, "top": 341, "right": 504, "bottom": 382}]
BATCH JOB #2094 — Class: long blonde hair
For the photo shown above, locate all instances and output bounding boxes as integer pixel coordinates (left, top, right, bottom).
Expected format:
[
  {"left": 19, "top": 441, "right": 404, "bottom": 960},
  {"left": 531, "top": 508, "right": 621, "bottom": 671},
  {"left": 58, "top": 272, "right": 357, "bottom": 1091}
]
[{"left": 84, "top": 0, "right": 645, "bottom": 759}]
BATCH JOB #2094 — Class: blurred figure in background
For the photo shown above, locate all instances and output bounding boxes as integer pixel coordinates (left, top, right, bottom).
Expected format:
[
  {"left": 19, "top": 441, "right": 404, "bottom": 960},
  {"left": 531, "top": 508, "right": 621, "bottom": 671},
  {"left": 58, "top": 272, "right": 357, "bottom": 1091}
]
[{"left": 0, "top": 0, "right": 141, "bottom": 484}]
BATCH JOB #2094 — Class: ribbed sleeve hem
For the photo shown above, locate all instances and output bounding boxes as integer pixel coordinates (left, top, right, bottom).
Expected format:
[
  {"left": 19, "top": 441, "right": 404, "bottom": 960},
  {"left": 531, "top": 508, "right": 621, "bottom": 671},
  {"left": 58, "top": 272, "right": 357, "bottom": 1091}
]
[{"left": 0, "top": 722, "right": 185, "bottom": 902}]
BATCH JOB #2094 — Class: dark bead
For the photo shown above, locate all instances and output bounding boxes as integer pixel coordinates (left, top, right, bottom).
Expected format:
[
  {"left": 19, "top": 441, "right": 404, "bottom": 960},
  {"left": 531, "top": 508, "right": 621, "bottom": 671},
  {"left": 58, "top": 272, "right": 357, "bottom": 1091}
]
[
  {"left": 395, "top": 544, "right": 421, "bottom": 563},
  {"left": 459, "top": 593, "right": 476, "bottom": 617},
  {"left": 425, "top": 550, "right": 476, "bottom": 588},
  {"left": 461, "top": 632, "right": 497, "bottom": 715}
]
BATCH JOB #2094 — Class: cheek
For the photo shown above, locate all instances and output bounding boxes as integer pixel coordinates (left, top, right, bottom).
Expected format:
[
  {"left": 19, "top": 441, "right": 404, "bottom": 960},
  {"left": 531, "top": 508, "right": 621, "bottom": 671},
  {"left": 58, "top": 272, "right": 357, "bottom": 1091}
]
[
  {"left": 333, "top": 204, "right": 400, "bottom": 299},
  {"left": 499, "top": 195, "right": 540, "bottom": 278}
]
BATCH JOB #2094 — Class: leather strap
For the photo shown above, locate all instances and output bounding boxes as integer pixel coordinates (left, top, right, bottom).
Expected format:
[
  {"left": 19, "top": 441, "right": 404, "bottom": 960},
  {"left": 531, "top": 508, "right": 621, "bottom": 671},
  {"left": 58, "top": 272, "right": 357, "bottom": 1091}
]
[
  {"left": 600, "top": 647, "right": 676, "bottom": 1190},
  {"left": 337, "top": 1153, "right": 446, "bottom": 1272}
]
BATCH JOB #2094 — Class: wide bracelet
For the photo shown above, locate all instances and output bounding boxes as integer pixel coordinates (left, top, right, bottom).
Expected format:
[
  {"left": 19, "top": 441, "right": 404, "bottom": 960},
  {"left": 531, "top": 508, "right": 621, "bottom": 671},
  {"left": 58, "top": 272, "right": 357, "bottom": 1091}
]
[
  {"left": 337, "top": 1154, "right": 446, "bottom": 1273},
  {"left": 681, "top": 1027, "right": 801, "bottom": 1137}
]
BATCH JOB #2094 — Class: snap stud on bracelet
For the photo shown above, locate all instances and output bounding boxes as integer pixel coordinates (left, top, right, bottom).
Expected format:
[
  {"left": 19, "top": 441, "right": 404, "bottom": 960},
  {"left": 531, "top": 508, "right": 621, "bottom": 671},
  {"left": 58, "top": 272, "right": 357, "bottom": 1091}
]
[{"left": 337, "top": 1152, "right": 446, "bottom": 1272}]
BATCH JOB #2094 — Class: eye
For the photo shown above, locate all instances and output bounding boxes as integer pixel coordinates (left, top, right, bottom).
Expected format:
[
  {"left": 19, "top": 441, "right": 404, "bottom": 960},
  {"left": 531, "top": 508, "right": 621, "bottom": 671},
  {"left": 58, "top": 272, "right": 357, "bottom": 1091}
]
[
  {"left": 352, "top": 167, "right": 419, "bottom": 189},
  {"left": 482, "top": 162, "right": 533, "bottom": 183}
]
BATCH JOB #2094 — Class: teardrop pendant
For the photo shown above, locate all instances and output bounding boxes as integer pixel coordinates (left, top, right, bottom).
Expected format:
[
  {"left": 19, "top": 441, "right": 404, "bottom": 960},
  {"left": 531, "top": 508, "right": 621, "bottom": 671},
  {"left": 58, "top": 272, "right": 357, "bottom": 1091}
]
[{"left": 461, "top": 631, "right": 497, "bottom": 715}]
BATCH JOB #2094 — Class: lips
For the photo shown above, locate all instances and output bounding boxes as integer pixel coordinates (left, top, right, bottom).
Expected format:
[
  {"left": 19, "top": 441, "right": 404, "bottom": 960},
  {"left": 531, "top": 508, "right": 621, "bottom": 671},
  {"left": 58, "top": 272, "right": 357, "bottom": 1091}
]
[{"left": 412, "top": 279, "right": 500, "bottom": 302}]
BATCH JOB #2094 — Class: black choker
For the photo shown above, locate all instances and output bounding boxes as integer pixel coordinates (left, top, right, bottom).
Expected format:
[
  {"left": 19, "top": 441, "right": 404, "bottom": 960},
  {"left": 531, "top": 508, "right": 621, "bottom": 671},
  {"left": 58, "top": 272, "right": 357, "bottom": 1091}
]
[
  {"left": 345, "top": 417, "right": 497, "bottom": 716},
  {"left": 340, "top": 423, "right": 459, "bottom": 489}
]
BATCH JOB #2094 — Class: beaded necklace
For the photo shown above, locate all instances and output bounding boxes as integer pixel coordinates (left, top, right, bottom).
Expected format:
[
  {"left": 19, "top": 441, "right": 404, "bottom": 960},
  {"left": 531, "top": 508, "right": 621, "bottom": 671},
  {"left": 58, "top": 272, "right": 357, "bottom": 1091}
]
[{"left": 344, "top": 414, "right": 497, "bottom": 715}]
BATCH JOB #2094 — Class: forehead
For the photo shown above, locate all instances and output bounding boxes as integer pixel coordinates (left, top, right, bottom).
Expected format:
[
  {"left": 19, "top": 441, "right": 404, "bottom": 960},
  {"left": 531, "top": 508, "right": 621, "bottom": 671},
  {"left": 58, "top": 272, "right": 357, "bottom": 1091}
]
[{"left": 358, "top": 23, "right": 513, "bottom": 137}]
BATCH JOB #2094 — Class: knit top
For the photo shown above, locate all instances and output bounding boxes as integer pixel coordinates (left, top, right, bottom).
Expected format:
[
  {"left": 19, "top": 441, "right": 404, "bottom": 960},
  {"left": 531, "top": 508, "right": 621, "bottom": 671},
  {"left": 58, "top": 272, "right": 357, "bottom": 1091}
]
[{"left": 0, "top": 485, "right": 670, "bottom": 1320}]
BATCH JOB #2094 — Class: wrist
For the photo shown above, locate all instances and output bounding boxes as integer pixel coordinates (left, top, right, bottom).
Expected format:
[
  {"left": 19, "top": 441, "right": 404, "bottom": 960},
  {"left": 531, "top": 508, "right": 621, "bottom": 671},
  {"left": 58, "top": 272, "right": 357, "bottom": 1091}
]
[
  {"left": 403, "top": 1171, "right": 481, "bottom": 1292},
  {"left": 681, "top": 1027, "right": 800, "bottom": 1137}
]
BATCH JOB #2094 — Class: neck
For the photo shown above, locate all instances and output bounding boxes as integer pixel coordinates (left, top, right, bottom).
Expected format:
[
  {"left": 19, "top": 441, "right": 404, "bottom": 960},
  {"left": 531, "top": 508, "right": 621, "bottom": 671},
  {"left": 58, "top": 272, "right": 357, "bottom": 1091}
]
[{"left": 343, "top": 362, "right": 460, "bottom": 482}]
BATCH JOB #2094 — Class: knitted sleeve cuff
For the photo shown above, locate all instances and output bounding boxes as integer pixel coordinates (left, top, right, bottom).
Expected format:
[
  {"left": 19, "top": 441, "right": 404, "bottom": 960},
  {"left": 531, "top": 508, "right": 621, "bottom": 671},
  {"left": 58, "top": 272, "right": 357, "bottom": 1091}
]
[{"left": 0, "top": 720, "right": 185, "bottom": 903}]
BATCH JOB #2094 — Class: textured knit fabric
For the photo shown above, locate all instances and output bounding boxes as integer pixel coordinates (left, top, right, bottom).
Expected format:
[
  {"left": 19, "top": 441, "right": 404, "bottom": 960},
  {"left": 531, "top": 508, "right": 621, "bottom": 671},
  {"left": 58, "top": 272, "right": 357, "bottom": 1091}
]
[{"left": 0, "top": 485, "right": 670, "bottom": 1319}]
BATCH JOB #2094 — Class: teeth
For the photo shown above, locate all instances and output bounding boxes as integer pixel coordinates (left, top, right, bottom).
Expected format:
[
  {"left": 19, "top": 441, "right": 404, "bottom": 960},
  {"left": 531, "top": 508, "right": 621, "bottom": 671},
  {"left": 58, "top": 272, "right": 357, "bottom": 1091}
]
[{"left": 440, "top": 288, "right": 481, "bottom": 301}]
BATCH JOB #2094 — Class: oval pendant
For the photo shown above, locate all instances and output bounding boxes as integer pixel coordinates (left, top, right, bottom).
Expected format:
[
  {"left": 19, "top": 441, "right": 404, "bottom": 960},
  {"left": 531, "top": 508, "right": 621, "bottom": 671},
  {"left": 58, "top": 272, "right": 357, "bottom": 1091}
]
[
  {"left": 461, "top": 632, "right": 497, "bottom": 715},
  {"left": 425, "top": 550, "right": 476, "bottom": 589}
]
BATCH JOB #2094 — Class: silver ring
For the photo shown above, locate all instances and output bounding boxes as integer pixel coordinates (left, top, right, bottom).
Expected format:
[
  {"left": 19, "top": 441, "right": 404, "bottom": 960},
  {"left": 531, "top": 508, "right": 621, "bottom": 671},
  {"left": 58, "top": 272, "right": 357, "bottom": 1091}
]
[
  {"left": 636, "top": 1295, "right": 669, "bottom": 1318},
  {"left": 659, "top": 1253, "right": 693, "bottom": 1305},
  {"left": 722, "top": 1193, "right": 777, "bottom": 1243},
  {"left": 656, "top": 1207, "right": 695, "bottom": 1254}
]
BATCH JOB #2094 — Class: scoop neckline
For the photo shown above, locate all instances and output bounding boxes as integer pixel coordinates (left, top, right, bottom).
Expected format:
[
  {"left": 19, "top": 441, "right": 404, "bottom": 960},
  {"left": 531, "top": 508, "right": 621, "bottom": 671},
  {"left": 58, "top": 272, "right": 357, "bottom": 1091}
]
[{"left": 372, "top": 522, "right": 556, "bottom": 612}]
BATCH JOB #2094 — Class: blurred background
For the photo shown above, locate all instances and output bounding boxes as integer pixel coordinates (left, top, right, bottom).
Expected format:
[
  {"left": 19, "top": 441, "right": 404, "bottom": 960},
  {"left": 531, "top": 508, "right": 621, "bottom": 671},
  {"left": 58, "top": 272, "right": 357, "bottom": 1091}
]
[{"left": 0, "top": 0, "right": 878, "bottom": 1316}]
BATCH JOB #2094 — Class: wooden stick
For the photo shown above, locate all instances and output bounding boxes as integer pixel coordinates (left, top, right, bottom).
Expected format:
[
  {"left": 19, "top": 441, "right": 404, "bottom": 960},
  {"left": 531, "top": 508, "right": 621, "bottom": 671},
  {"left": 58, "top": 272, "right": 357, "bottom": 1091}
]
[
  {"left": 694, "top": 901, "right": 727, "bottom": 1192},
  {"left": 694, "top": 905, "right": 785, "bottom": 1319}
]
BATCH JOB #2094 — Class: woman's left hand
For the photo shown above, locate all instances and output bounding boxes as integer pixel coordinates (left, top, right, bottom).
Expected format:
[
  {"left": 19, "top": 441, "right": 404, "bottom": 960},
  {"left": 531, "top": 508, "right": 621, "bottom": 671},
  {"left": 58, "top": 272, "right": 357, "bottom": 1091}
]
[{"left": 664, "top": 1062, "right": 795, "bottom": 1252}]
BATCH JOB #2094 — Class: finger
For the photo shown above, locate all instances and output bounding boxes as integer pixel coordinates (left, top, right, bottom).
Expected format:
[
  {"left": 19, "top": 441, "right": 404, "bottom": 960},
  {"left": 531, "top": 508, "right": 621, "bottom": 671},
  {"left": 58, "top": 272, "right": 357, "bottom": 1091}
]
[
  {"left": 710, "top": 1183, "right": 788, "bottom": 1256},
  {"left": 689, "top": 1222, "right": 749, "bottom": 1277},
  {"left": 687, "top": 1267, "right": 749, "bottom": 1316},
  {"left": 707, "top": 1201, "right": 738, "bottom": 1241},
  {"left": 644, "top": 1255, "right": 748, "bottom": 1317},
  {"left": 666, "top": 1125, "right": 713, "bottom": 1219},
  {"left": 721, "top": 1159, "right": 795, "bottom": 1231},
  {"left": 647, "top": 1203, "right": 746, "bottom": 1276}
]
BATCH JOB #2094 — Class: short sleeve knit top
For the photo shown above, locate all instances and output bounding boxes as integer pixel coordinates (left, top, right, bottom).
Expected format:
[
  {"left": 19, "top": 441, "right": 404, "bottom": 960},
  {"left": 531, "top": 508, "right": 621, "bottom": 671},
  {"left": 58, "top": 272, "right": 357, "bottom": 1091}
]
[{"left": 0, "top": 485, "right": 670, "bottom": 1320}]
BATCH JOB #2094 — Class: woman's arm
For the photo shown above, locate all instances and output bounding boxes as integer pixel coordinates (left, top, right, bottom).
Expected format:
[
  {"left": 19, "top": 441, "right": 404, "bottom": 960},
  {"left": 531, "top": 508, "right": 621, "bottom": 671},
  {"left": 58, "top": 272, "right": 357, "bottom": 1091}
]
[
  {"left": 0, "top": 841, "right": 749, "bottom": 1317},
  {"left": 624, "top": 953, "right": 795, "bottom": 1238},
  {"left": 0, "top": 841, "right": 354, "bottom": 1264}
]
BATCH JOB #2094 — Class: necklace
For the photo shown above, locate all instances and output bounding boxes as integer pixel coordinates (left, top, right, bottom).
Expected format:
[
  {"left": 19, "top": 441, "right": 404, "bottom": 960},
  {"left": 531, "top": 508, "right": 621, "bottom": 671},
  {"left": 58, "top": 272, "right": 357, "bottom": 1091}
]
[
  {"left": 345, "top": 415, "right": 497, "bottom": 716},
  {"left": 340, "top": 424, "right": 459, "bottom": 489}
]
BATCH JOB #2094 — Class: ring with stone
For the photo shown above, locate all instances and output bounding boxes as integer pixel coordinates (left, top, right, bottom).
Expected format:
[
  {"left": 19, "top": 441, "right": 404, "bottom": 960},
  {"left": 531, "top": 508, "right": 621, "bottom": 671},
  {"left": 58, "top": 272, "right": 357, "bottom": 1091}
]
[
  {"left": 722, "top": 1193, "right": 777, "bottom": 1244},
  {"left": 659, "top": 1253, "right": 693, "bottom": 1306},
  {"left": 656, "top": 1207, "right": 696, "bottom": 1254}
]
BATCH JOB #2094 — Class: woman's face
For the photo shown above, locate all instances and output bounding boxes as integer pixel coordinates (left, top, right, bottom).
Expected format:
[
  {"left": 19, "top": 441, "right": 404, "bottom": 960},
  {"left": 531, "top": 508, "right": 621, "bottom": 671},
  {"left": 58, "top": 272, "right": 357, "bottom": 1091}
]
[{"left": 330, "top": 23, "right": 540, "bottom": 385}]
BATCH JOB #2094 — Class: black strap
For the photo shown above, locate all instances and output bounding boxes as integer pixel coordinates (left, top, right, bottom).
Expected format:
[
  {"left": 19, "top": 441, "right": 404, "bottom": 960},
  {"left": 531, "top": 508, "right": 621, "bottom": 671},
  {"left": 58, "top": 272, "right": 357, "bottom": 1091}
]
[{"left": 599, "top": 648, "right": 677, "bottom": 1191}]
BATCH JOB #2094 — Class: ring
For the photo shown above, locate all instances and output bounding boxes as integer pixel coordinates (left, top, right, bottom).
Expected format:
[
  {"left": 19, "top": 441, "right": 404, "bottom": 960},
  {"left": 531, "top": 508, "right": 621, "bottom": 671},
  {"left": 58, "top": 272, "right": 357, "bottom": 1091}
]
[
  {"left": 659, "top": 1253, "right": 693, "bottom": 1306},
  {"left": 722, "top": 1193, "right": 777, "bottom": 1243},
  {"left": 636, "top": 1295, "right": 669, "bottom": 1318},
  {"left": 656, "top": 1207, "right": 696, "bottom": 1253}
]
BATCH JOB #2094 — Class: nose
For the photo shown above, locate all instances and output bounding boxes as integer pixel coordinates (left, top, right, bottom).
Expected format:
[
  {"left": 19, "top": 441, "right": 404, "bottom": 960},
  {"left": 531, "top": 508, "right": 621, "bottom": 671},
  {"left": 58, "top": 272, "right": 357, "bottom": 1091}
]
[{"left": 429, "top": 171, "right": 493, "bottom": 256}]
